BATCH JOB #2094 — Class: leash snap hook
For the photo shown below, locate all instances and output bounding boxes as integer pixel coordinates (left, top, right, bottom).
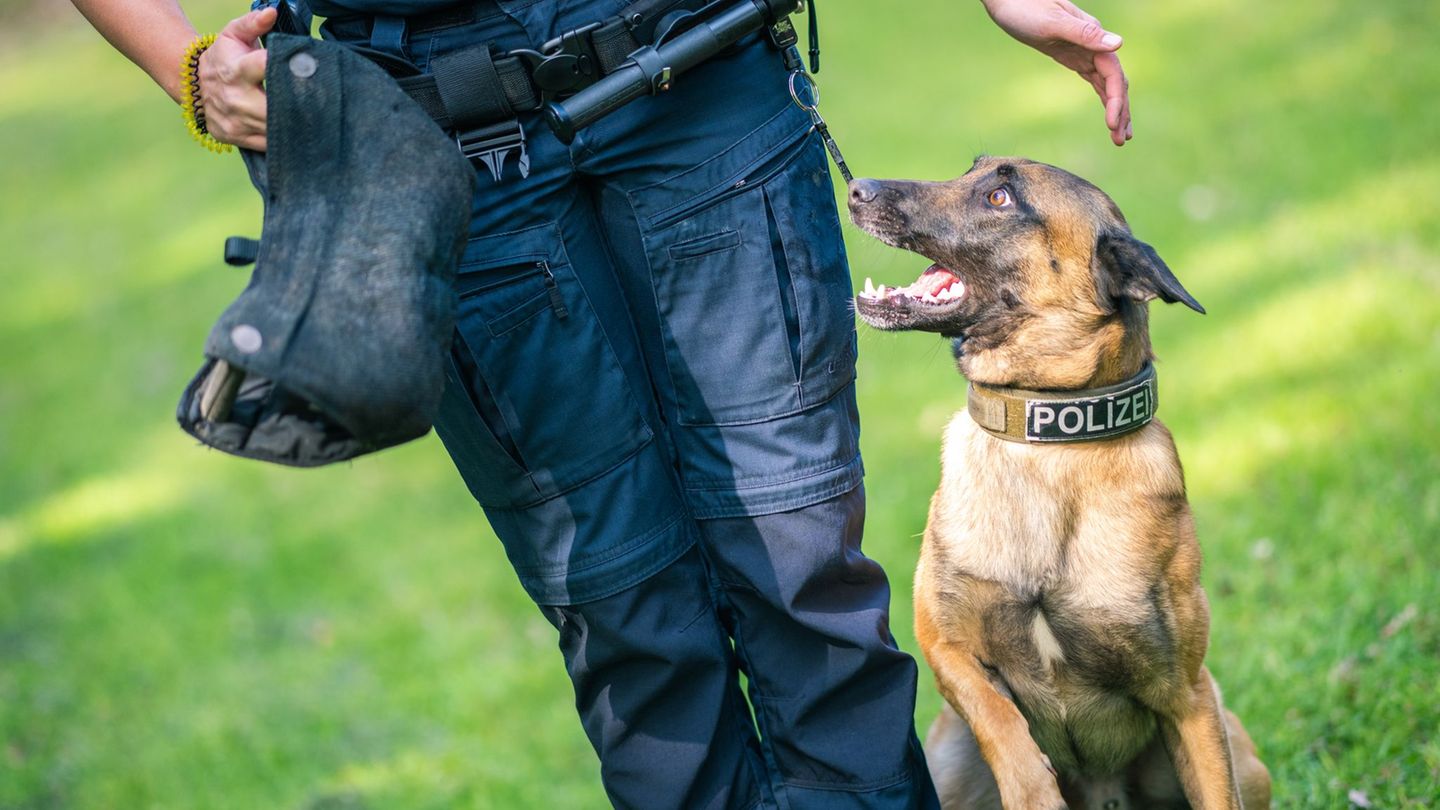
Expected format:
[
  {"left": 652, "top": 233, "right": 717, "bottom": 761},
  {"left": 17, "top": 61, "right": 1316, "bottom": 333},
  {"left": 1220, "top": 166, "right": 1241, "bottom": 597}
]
[{"left": 785, "top": 67, "right": 852, "bottom": 182}]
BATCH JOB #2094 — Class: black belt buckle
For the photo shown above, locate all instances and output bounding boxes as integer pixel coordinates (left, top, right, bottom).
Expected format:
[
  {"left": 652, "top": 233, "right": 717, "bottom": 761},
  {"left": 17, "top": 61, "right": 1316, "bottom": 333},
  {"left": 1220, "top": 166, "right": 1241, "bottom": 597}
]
[{"left": 457, "top": 119, "right": 530, "bottom": 181}]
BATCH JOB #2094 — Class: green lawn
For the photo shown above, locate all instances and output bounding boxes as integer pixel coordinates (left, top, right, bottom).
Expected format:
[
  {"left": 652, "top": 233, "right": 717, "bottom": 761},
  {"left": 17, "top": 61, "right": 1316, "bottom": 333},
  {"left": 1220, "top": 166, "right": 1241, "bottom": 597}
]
[{"left": 2, "top": 0, "right": 1437, "bottom": 807}]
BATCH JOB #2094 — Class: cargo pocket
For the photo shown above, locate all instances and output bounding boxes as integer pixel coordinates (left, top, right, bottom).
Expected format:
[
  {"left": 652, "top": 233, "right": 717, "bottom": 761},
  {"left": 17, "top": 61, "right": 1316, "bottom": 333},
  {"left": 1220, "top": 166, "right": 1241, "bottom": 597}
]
[
  {"left": 761, "top": 131, "right": 858, "bottom": 402},
  {"left": 437, "top": 223, "right": 653, "bottom": 509},
  {"left": 633, "top": 127, "right": 856, "bottom": 427}
]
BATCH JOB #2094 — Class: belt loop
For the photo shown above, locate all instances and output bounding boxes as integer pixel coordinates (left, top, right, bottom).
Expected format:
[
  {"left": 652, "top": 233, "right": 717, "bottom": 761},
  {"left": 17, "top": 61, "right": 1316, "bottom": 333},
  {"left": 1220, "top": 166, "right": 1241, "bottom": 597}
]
[{"left": 369, "top": 15, "right": 408, "bottom": 58}]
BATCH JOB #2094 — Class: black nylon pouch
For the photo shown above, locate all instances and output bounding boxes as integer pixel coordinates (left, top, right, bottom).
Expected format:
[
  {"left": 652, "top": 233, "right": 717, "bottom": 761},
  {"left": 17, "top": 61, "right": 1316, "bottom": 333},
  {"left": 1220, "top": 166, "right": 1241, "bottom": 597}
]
[{"left": 177, "top": 33, "right": 476, "bottom": 466}]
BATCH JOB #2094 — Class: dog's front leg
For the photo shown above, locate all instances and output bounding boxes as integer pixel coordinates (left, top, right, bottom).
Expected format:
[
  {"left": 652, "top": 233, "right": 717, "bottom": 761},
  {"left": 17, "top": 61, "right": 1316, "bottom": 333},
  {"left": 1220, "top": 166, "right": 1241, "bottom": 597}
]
[
  {"left": 917, "top": 599, "right": 1067, "bottom": 810},
  {"left": 1158, "top": 665, "right": 1245, "bottom": 810}
]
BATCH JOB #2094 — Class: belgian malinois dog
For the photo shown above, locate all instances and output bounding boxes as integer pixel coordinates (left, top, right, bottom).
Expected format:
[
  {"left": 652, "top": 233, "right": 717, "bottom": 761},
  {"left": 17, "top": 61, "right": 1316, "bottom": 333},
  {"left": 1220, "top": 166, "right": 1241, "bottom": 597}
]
[{"left": 847, "top": 158, "right": 1271, "bottom": 809}]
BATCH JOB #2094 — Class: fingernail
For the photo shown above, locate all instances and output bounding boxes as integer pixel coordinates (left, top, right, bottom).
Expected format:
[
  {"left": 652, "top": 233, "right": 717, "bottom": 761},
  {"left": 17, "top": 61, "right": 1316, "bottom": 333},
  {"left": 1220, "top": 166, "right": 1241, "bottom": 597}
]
[{"left": 1101, "top": 33, "right": 1122, "bottom": 48}]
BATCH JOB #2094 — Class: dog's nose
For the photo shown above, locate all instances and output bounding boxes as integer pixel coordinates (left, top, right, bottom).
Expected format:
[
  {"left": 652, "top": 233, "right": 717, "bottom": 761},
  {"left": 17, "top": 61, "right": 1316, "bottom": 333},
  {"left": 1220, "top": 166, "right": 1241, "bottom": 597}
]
[{"left": 848, "top": 178, "right": 882, "bottom": 205}]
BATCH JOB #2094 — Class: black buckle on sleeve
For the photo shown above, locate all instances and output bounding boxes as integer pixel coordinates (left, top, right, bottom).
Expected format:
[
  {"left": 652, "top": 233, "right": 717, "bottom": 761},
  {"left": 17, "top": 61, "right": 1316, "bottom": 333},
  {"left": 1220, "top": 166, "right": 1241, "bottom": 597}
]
[{"left": 457, "top": 119, "right": 530, "bottom": 182}]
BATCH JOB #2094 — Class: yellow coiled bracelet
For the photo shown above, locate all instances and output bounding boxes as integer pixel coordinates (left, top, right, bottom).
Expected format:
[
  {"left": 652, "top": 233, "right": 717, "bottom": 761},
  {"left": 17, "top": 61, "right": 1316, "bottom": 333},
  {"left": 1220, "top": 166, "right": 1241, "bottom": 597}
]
[{"left": 179, "top": 34, "right": 233, "bottom": 154}]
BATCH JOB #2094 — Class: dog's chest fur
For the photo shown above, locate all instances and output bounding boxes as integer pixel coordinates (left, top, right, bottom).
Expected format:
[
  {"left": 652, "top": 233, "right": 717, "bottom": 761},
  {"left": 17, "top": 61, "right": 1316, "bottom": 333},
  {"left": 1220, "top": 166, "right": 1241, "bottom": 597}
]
[{"left": 921, "top": 411, "right": 1193, "bottom": 774}]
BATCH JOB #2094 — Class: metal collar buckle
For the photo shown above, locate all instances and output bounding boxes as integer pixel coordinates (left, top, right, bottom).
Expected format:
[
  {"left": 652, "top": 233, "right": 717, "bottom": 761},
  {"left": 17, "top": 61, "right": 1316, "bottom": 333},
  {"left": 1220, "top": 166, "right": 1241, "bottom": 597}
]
[{"left": 457, "top": 119, "right": 530, "bottom": 181}]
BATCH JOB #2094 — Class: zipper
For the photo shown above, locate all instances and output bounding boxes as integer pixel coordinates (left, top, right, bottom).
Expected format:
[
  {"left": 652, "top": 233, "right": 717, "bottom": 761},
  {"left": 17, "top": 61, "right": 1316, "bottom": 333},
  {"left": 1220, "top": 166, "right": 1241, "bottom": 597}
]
[
  {"left": 540, "top": 262, "right": 569, "bottom": 320},
  {"left": 456, "top": 259, "right": 569, "bottom": 320}
]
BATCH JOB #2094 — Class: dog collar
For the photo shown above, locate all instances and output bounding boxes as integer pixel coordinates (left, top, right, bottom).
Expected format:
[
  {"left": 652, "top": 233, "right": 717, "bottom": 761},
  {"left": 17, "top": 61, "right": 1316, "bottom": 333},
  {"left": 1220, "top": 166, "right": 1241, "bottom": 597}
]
[{"left": 967, "top": 363, "right": 1157, "bottom": 444}]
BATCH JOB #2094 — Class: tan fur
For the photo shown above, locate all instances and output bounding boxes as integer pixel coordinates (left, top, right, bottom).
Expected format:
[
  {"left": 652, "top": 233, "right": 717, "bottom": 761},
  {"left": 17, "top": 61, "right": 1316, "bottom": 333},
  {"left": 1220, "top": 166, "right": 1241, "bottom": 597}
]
[
  {"left": 851, "top": 159, "right": 1271, "bottom": 809},
  {"left": 921, "top": 414, "right": 1269, "bottom": 808}
]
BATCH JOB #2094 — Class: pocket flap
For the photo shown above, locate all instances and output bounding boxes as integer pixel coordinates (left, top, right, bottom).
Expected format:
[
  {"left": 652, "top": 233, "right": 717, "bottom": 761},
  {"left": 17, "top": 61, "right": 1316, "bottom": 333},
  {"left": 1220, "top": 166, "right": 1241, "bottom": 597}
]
[{"left": 668, "top": 229, "right": 742, "bottom": 262}]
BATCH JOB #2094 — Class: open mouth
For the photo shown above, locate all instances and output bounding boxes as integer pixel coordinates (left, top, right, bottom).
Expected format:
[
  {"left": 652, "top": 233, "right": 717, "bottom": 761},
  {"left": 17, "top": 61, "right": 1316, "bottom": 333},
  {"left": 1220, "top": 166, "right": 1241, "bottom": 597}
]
[
  {"left": 856, "top": 264, "right": 966, "bottom": 309},
  {"left": 853, "top": 264, "right": 968, "bottom": 333}
]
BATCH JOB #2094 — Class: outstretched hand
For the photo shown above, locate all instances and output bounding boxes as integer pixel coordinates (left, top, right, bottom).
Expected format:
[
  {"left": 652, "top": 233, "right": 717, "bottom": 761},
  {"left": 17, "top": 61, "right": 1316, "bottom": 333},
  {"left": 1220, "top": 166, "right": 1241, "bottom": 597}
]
[
  {"left": 197, "top": 6, "right": 274, "bottom": 152},
  {"left": 980, "top": 0, "right": 1132, "bottom": 146}
]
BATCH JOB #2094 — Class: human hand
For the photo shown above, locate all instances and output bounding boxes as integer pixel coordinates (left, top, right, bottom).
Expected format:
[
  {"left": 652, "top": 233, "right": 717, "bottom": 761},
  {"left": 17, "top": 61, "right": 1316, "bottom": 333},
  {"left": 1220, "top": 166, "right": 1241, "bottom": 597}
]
[
  {"left": 197, "top": 6, "right": 274, "bottom": 151},
  {"left": 979, "top": 0, "right": 1131, "bottom": 146}
]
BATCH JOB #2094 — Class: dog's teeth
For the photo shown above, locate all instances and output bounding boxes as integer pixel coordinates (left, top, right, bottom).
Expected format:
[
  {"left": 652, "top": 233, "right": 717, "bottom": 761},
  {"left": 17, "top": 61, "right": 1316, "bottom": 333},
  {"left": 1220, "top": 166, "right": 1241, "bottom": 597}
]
[
  {"left": 877, "top": 285, "right": 887, "bottom": 297},
  {"left": 864, "top": 277, "right": 875, "bottom": 296}
]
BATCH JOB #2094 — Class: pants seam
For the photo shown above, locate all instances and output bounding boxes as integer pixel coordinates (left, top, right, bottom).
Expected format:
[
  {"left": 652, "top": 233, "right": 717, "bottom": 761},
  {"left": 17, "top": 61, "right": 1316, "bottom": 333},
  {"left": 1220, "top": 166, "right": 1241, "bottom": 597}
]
[{"left": 697, "top": 545, "right": 775, "bottom": 810}]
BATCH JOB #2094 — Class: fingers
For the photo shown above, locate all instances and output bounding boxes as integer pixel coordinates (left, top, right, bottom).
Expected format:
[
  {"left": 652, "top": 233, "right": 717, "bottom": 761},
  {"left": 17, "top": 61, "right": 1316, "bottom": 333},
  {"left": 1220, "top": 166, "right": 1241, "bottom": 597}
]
[
  {"left": 993, "top": 0, "right": 1132, "bottom": 146},
  {"left": 220, "top": 5, "right": 276, "bottom": 47},
  {"left": 1093, "top": 51, "right": 1132, "bottom": 145},
  {"left": 204, "top": 86, "right": 268, "bottom": 151},
  {"left": 196, "top": 37, "right": 269, "bottom": 151},
  {"left": 1053, "top": 2, "right": 1122, "bottom": 52},
  {"left": 234, "top": 47, "right": 267, "bottom": 85},
  {"left": 1056, "top": 0, "right": 1130, "bottom": 144},
  {"left": 200, "top": 77, "right": 268, "bottom": 150},
  {"left": 234, "top": 133, "right": 267, "bottom": 152}
]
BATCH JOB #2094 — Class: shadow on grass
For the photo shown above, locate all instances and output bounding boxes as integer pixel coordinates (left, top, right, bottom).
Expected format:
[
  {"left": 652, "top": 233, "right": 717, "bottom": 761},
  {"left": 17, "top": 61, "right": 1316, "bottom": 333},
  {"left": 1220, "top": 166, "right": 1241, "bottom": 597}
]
[{"left": 3, "top": 0, "right": 1438, "bottom": 806}]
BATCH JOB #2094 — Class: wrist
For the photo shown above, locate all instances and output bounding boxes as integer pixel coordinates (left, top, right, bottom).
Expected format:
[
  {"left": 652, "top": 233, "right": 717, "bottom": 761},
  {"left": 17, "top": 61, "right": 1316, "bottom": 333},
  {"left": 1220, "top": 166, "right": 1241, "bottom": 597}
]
[
  {"left": 158, "top": 57, "right": 191, "bottom": 104},
  {"left": 127, "top": 26, "right": 197, "bottom": 103},
  {"left": 138, "top": 25, "right": 200, "bottom": 103}
]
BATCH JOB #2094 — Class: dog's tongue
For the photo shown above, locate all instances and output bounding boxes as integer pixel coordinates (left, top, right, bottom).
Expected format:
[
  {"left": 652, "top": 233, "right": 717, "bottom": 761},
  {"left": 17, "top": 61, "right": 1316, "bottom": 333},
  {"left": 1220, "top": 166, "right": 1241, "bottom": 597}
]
[{"left": 917, "top": 264, "right": 961, "bottom": 296}]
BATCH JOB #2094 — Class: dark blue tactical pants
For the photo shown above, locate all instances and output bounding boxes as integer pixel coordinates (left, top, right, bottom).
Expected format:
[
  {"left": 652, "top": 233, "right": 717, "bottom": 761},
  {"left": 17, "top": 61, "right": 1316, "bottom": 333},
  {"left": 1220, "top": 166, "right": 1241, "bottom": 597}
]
[{"left": 325, "top": 2, "right": 937, "bottom": 806}]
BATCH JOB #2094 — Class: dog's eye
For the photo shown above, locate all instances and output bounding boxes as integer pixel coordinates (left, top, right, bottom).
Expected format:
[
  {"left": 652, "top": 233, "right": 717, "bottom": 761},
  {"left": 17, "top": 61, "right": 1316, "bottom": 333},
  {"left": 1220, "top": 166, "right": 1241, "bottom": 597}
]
[{"left": 987, "top": 187, "right": 1012, "bottom": 208}]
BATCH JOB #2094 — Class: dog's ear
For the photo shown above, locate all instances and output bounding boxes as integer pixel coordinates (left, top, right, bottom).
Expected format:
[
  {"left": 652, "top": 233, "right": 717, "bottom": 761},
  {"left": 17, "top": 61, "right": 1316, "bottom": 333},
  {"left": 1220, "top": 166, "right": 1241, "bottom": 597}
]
[{"left": 1095, "top": 231, "right": 1205, "bottom": 314}]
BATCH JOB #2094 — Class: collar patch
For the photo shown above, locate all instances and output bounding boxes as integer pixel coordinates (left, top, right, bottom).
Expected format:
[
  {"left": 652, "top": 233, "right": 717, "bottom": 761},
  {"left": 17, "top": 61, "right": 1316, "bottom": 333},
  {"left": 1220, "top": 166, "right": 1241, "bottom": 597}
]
[{"left": 967, "top": 364, "right": 1157, "bottom": 444}]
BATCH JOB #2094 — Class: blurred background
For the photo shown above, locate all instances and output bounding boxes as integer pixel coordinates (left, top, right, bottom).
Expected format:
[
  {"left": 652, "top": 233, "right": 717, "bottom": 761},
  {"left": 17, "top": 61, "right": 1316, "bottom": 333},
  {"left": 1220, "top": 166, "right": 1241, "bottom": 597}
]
[{"left": 2, "top": 0, "right": 1437, "bottom": 806}]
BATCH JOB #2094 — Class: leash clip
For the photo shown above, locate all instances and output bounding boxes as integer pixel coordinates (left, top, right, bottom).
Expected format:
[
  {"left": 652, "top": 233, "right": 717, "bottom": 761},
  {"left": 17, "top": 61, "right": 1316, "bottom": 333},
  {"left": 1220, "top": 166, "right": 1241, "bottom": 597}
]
[{"left": 787, "top": 66, "right": 852, "bottom": 183}]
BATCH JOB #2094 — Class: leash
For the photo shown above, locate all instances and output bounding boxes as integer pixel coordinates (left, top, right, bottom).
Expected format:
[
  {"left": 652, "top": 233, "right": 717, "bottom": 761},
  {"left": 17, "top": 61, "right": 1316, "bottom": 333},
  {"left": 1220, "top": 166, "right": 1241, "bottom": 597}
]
[
  {"left": 772, "top": 3, "right": 852, "bottom": 183},
  {"left": 786, "top": 65, "right": 852, "bottom": 183}
]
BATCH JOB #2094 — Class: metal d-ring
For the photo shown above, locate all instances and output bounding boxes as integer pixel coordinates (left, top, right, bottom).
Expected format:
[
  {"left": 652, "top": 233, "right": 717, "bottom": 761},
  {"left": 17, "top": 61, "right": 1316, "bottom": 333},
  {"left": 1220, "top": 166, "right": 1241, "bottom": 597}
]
[
  {"left": 785, "top": 66, "right": 853, "bottom": 182},
  {"left": 788, "top": 69, "right": 818, "bottom": 112}
]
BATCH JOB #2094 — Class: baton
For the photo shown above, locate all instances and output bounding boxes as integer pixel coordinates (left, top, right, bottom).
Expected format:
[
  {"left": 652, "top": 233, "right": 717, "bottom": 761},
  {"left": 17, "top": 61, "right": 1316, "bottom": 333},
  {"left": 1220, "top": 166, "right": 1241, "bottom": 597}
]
[{"left": 545, "top": 0, "right": 801, "bottom": 143}]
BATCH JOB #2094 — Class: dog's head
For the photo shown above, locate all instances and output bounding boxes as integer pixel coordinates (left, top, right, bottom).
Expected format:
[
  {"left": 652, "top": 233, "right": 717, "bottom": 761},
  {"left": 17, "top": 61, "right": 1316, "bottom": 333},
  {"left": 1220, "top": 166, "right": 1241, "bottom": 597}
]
[{"left": 848, "top": 156, "right": 1202, "bottom": 389}]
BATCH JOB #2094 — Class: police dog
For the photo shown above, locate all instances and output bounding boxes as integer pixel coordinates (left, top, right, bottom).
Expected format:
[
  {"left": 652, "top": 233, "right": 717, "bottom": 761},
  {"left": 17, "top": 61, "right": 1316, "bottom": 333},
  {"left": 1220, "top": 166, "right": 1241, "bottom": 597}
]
[{"left": 847, "top": 158, "right": 1270, "bottom": 809}]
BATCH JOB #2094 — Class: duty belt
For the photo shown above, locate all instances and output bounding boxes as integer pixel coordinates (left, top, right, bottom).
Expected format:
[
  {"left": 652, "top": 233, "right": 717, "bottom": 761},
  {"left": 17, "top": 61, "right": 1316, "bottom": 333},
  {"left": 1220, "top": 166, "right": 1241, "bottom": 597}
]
[{"left": 324, "top": 0, "right": 714, "bottom": 170}]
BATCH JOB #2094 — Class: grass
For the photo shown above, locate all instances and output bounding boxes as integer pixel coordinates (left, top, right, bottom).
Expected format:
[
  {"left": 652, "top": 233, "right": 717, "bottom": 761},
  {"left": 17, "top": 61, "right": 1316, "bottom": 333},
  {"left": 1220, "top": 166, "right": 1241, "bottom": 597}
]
[{"left": 1, "top": 0, "right": 1437, "bottom": 806}]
